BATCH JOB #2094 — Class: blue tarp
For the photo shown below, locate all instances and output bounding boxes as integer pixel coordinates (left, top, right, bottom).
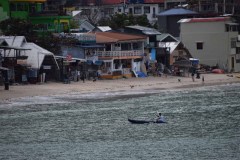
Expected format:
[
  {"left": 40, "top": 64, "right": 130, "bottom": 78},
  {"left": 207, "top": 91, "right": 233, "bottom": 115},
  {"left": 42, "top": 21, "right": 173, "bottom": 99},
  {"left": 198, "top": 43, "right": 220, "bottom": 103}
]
[
  {"left": 128, "top": 0, "right": 144, "bottom": 4},
  {"left": 94, "top": 60, "right": 103, "bottom": 66},
  {"left": 87, "top": 60, "right": 93, "bottom": 65},
  {"left": 136, "top": 71, "right": 147, "bottom": 78},
  {"left": 87, "top": 60, "right": 103, "bottom": 65}
]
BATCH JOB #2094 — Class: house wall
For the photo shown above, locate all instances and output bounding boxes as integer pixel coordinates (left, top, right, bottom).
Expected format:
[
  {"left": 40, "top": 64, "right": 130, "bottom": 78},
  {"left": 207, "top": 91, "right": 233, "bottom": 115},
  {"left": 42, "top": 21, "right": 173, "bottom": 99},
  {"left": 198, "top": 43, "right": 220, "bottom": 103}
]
[
  {"left": 77, "top": 3, "right": 161, "bottom": 25},
  {"left": 0, "top": 1, "right": 9, "bottom": 21},
  {"left": 158, "top": 15, "right": 197, "bottom": 37},
  {"left": 180, "top": 20, "right": 239, "bottom": 72},
  {"left": 127, "top": 4, "right": 159, "bottom": 25}
]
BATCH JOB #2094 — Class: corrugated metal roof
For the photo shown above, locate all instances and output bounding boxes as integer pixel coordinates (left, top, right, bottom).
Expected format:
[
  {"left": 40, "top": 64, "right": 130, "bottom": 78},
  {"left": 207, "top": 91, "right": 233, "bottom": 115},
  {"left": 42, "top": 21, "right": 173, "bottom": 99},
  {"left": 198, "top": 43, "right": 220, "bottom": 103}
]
[
  {"left": 102, "top": 0, "right": 164, "bottom": 4},
  {"left": 142, "top": 30, "right": 161, "bottom": 35},
  {"left": 97, "top": 26, "right": 112, "bottom": 32},
  {"left": 0, "top": 39, "right": 8, "bottom": 46},
  {"left": 21, "top": 43, "right": 58, "bottom": 69},
  {"left": 144, "top": 0, "right": 164, "bottom": 3},
  {"left": 0, "top": 36, "right": 58, "bottom": 69},
  {"left": 92, "top": 32, "right": 147, "bottom": 43},
  {"left": 102, "top": 0, "right": 123, "bottom": 5},
  {"left": 157, "top": 33, "right": 178, "bottom": 42},
  {"left": 126, "top": 25, "right": 152, "bottom": 31},
  {"left": 126, "top": 25, "right": 161, "bottom": 35},
  {"left": 178, "top": 17, "right": 231, "bottom": 23},
  {"left": 158, "top": 8, "right": 198, "bottom": 16},
  {"left": 2, "top": 36, "right": 26, "bottom": 47}
]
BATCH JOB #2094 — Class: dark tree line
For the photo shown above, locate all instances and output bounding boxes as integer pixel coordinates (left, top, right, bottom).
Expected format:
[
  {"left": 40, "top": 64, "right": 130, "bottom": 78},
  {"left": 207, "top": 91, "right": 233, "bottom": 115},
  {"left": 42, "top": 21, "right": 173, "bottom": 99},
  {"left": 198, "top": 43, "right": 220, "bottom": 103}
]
[
  {"left": 0, "top": 18, "right": 77, "bottom": 54},
  {"left": 98, "top": 13, "right": 155, "bottom": 30}
]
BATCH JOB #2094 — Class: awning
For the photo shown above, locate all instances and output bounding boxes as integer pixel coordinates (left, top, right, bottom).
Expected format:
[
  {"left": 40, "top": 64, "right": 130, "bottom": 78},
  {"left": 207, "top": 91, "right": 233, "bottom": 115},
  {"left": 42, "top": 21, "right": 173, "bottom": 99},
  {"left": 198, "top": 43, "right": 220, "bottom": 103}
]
[
  {"left": 55, "top": 56, "right": 86, "bottom": 62},
  {"left": 94, "top": 60, "right": 103, "bottom": 66},
  {"left": 86, "top": 60, "right": 103, "bottom": 65},
  {"left": 0, "top": 66, "right": 9, "bottom": 71},
  {"left": 0, "top": 46, "right": 31, "bottom": 50},
  {"left": 87, "top": 60, "right": 93, "bottom": 65},
  {"left": 78, "top": 45, "right": 105, "bottom": 48}
]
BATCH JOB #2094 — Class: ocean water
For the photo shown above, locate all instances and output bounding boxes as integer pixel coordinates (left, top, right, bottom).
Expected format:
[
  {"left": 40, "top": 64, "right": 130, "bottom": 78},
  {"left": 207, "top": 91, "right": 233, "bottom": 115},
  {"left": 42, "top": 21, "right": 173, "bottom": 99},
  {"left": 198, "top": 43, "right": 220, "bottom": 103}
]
[{"left": 0, "top": 83, "right": 240, "bottom": 160}]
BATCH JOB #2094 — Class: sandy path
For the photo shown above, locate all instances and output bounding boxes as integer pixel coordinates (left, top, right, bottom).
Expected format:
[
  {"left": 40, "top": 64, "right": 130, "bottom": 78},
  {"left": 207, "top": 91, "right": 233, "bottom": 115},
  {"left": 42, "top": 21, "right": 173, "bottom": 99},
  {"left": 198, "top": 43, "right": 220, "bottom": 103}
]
[{"left": 0, "top": 73, "right": 240, "bottom": 101}]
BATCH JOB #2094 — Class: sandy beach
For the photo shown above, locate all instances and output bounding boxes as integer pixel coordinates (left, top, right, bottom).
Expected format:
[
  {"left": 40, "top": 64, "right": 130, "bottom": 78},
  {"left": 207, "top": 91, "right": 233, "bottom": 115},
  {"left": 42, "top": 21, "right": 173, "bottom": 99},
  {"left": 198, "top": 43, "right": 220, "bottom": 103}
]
[{"left": 0, "top": 73, "right": 240, "bottom": 101}]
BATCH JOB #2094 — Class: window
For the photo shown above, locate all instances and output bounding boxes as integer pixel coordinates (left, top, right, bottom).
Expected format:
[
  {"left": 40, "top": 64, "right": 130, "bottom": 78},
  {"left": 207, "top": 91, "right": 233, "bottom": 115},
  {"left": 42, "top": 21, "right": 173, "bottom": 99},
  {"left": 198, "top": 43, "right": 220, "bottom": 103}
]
[
  {"left": 10, "top": 3, "right": 17, "bottom": 11},
  {"left": 236, "top": 48, "right": 240, "bottom": 54},
  {"left": 152, "top": 7, "right": 156, "bottom": 18},
  {"left": 121, "top": 43, "right": 131, "bottom": 50},
  {"left": 231, "top": 38, "right": 237, "bottom": 48},
  {"left": 196, "top": 42, "right": 203, "bottom": 50},
  {"left": 129, "top": 8, "right": 133, "bottom": 14},
  {"left": 104, "top": 8, "right": 114, "bottom": 15},
  {"left": 134, "top": 6, "right": 142, "bottom": 14},
  {"left": 17, "top": 3, "right": 27, "bottom": 11},
  {"left": 133, "top": 42, "right": 142, "bottom": 50},
  {"left": 226, "top": 24, "right": 238, "bottom": 32},
  {"left": 144, "top": 6, "right": 150, "bottom": 14}
]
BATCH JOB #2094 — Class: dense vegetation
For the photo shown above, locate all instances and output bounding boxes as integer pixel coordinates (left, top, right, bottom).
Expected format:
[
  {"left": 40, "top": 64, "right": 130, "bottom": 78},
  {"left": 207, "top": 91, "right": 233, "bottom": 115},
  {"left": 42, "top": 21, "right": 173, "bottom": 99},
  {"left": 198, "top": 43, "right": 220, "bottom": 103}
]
[
  {"left": 0, "top": 18, "right": 77, "bottom": 54},
  {"left": 98, "top": 13, "right": 155, "bottom": 29}
]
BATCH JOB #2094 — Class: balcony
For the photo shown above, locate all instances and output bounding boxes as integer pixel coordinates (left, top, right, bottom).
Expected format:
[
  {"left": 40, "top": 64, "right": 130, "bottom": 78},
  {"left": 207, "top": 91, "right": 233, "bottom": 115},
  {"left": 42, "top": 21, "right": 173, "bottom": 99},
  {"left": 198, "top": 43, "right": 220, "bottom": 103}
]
[
  {"left": 236, "top": 41, "right": 240, "bottom": 48},
  {"left": 97, "top": 50, "right": 143, "bottom": 58},
  {"left": 29, "top": 10, "right": 68, "bottom": 17}
]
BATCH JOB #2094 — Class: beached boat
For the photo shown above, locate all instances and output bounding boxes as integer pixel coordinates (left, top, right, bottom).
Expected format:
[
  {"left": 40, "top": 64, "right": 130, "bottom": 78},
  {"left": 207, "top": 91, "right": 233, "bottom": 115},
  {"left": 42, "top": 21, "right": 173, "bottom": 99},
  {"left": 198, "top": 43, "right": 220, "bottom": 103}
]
[
  {"left": 128, "top": 118, "right": 166, "bottom": 124},
  {"left": 212, "top": 69, "right": 224, "bottom": 74}
]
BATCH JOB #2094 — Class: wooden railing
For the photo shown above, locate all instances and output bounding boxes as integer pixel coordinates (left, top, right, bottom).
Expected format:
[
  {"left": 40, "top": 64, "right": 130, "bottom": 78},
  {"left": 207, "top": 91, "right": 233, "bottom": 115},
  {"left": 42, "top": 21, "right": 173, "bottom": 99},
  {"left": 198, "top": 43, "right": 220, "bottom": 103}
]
[{"left": 97, "top": 50, "right": 143, "bottom": 57}]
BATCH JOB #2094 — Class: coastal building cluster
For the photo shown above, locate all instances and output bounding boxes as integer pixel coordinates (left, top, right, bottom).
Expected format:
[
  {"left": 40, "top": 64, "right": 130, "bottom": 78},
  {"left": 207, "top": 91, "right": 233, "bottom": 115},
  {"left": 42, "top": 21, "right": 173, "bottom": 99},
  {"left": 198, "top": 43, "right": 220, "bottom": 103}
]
[{"left": 0, "top": 0, "right": 240, "bottom": 90}]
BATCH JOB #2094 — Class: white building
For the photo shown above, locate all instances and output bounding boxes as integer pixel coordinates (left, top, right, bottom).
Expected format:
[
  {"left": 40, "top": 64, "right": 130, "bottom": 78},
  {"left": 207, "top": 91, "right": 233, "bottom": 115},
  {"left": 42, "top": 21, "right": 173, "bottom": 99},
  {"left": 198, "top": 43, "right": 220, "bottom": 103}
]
[
  {"left": 179, "top": 17, "right": 240, "bottom": 72},
  {"left": 0, "top": 36, "right": 59, "bottom": 83},
  {"left": 73, "top": 0, "right": 186, "bottom": 25}
]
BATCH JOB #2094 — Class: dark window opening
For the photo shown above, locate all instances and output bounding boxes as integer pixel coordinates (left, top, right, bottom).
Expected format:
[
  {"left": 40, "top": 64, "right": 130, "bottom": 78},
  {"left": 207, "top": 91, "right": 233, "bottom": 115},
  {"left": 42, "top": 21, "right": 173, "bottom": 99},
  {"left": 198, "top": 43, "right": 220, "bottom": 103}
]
[{"left": 196, "top": 42, "right": 203, "bottom": 50}]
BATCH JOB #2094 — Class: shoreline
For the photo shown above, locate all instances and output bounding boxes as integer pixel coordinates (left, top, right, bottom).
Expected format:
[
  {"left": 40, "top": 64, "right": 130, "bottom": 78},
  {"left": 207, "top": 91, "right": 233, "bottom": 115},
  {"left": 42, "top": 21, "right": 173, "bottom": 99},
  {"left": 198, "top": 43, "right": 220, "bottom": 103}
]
[{"left": 0, "top": 73, "right": 240, "bottom": 101}]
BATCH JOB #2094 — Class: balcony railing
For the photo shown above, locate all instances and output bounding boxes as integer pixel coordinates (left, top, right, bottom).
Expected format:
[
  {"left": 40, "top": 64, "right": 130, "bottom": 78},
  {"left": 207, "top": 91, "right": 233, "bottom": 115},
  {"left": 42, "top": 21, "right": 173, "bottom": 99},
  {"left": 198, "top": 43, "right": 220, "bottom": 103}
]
[
  {"left": 29, "top": 10, "right": 68, "bottom": 16},
  {"left": 97, "top": 50, "right": 143, "bottom": 57}
]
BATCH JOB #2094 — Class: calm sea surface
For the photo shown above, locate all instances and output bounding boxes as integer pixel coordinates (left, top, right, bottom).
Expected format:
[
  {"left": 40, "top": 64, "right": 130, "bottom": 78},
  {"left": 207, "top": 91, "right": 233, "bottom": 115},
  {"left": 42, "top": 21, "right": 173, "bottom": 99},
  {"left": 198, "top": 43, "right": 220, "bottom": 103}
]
[{"left": 0, "top": 83, "right": 240, "bottom": 160}]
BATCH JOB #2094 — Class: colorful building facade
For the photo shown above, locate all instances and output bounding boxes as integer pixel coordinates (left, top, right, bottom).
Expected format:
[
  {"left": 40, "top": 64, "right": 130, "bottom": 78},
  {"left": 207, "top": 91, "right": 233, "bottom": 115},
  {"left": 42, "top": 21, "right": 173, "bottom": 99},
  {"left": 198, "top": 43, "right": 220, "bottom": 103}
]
[{"left": 0, "top": 0, "right": 72, "bottom": 33}]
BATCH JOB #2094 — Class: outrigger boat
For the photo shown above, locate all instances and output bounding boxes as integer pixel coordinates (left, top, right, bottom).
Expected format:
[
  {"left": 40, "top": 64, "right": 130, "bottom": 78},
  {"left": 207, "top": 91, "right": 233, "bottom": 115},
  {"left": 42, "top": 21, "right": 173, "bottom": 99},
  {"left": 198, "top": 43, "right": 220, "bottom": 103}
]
[{"left": 128, "top": 118, "right": 166, "bottom": 124}]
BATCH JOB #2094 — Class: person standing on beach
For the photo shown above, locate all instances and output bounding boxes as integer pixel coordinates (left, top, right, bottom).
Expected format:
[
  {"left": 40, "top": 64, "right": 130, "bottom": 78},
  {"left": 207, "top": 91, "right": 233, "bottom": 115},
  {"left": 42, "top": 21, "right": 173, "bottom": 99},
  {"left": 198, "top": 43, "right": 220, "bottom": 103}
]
[
  {"left": 191, "top": 67, "right": 196, "bottom": 82},
  {"left": 81, "top": 72, "right": 86, "bottom": 83}
]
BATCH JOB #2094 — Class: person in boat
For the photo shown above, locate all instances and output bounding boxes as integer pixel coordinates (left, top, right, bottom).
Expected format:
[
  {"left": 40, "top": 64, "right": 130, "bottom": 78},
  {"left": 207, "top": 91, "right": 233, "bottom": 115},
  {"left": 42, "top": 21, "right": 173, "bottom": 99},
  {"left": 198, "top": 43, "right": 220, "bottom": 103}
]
[{"left": 156, "top": 113, "right": 165, "bottom": 122}]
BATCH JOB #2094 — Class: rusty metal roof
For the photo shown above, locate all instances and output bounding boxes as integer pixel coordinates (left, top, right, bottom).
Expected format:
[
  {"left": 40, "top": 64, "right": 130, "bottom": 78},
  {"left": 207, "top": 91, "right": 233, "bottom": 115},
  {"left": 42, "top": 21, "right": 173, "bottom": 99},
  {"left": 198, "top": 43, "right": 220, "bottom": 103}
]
[{"left": 90, "top": 32, "right": 147, "bottom": 43}]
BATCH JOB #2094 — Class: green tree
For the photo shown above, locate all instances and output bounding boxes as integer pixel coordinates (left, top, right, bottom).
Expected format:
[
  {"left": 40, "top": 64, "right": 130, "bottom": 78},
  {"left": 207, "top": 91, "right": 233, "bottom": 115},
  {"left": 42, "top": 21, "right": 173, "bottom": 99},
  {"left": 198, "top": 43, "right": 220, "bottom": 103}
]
[
  {"left": 0, "top": 18, "right": 36, "bottom": 41},
  {"left": 98, "top": 13, "right": 152, "bottom": 30}
]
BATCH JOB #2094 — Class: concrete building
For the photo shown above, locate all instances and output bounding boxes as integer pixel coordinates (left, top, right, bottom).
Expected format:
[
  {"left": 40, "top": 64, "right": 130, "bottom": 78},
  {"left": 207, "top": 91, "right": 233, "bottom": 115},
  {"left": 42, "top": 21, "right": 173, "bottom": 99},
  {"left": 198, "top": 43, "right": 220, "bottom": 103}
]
[
  {"left": 65, "top": 0, "right": 187, "bottom": 25},
  {"left": 0, "top": 0, "right": 71, "bottom": 33},
  {"left": 179, "top": 16, "right": 240, "bottom": 72},
  {"left": 157, "top": 8, "right": 198, "bottom": 37}
]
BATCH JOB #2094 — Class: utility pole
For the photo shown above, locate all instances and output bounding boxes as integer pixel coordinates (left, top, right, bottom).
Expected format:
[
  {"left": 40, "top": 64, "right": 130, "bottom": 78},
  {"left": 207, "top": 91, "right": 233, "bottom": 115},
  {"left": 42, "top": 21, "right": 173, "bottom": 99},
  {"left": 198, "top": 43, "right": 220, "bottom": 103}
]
[{"left": 223, "top": 0, "right": 226, "bottom": 14}]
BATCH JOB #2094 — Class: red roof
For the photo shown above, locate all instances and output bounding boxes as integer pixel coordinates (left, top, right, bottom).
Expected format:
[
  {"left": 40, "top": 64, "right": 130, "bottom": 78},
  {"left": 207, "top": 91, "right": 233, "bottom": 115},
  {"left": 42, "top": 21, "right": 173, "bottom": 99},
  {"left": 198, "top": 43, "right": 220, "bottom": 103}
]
[
  {"left": 189, "top": 17, "right": 230, "bottom": 23},
  {"left": 89, "top": 32, "right": 147, "bottom": 43}
]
